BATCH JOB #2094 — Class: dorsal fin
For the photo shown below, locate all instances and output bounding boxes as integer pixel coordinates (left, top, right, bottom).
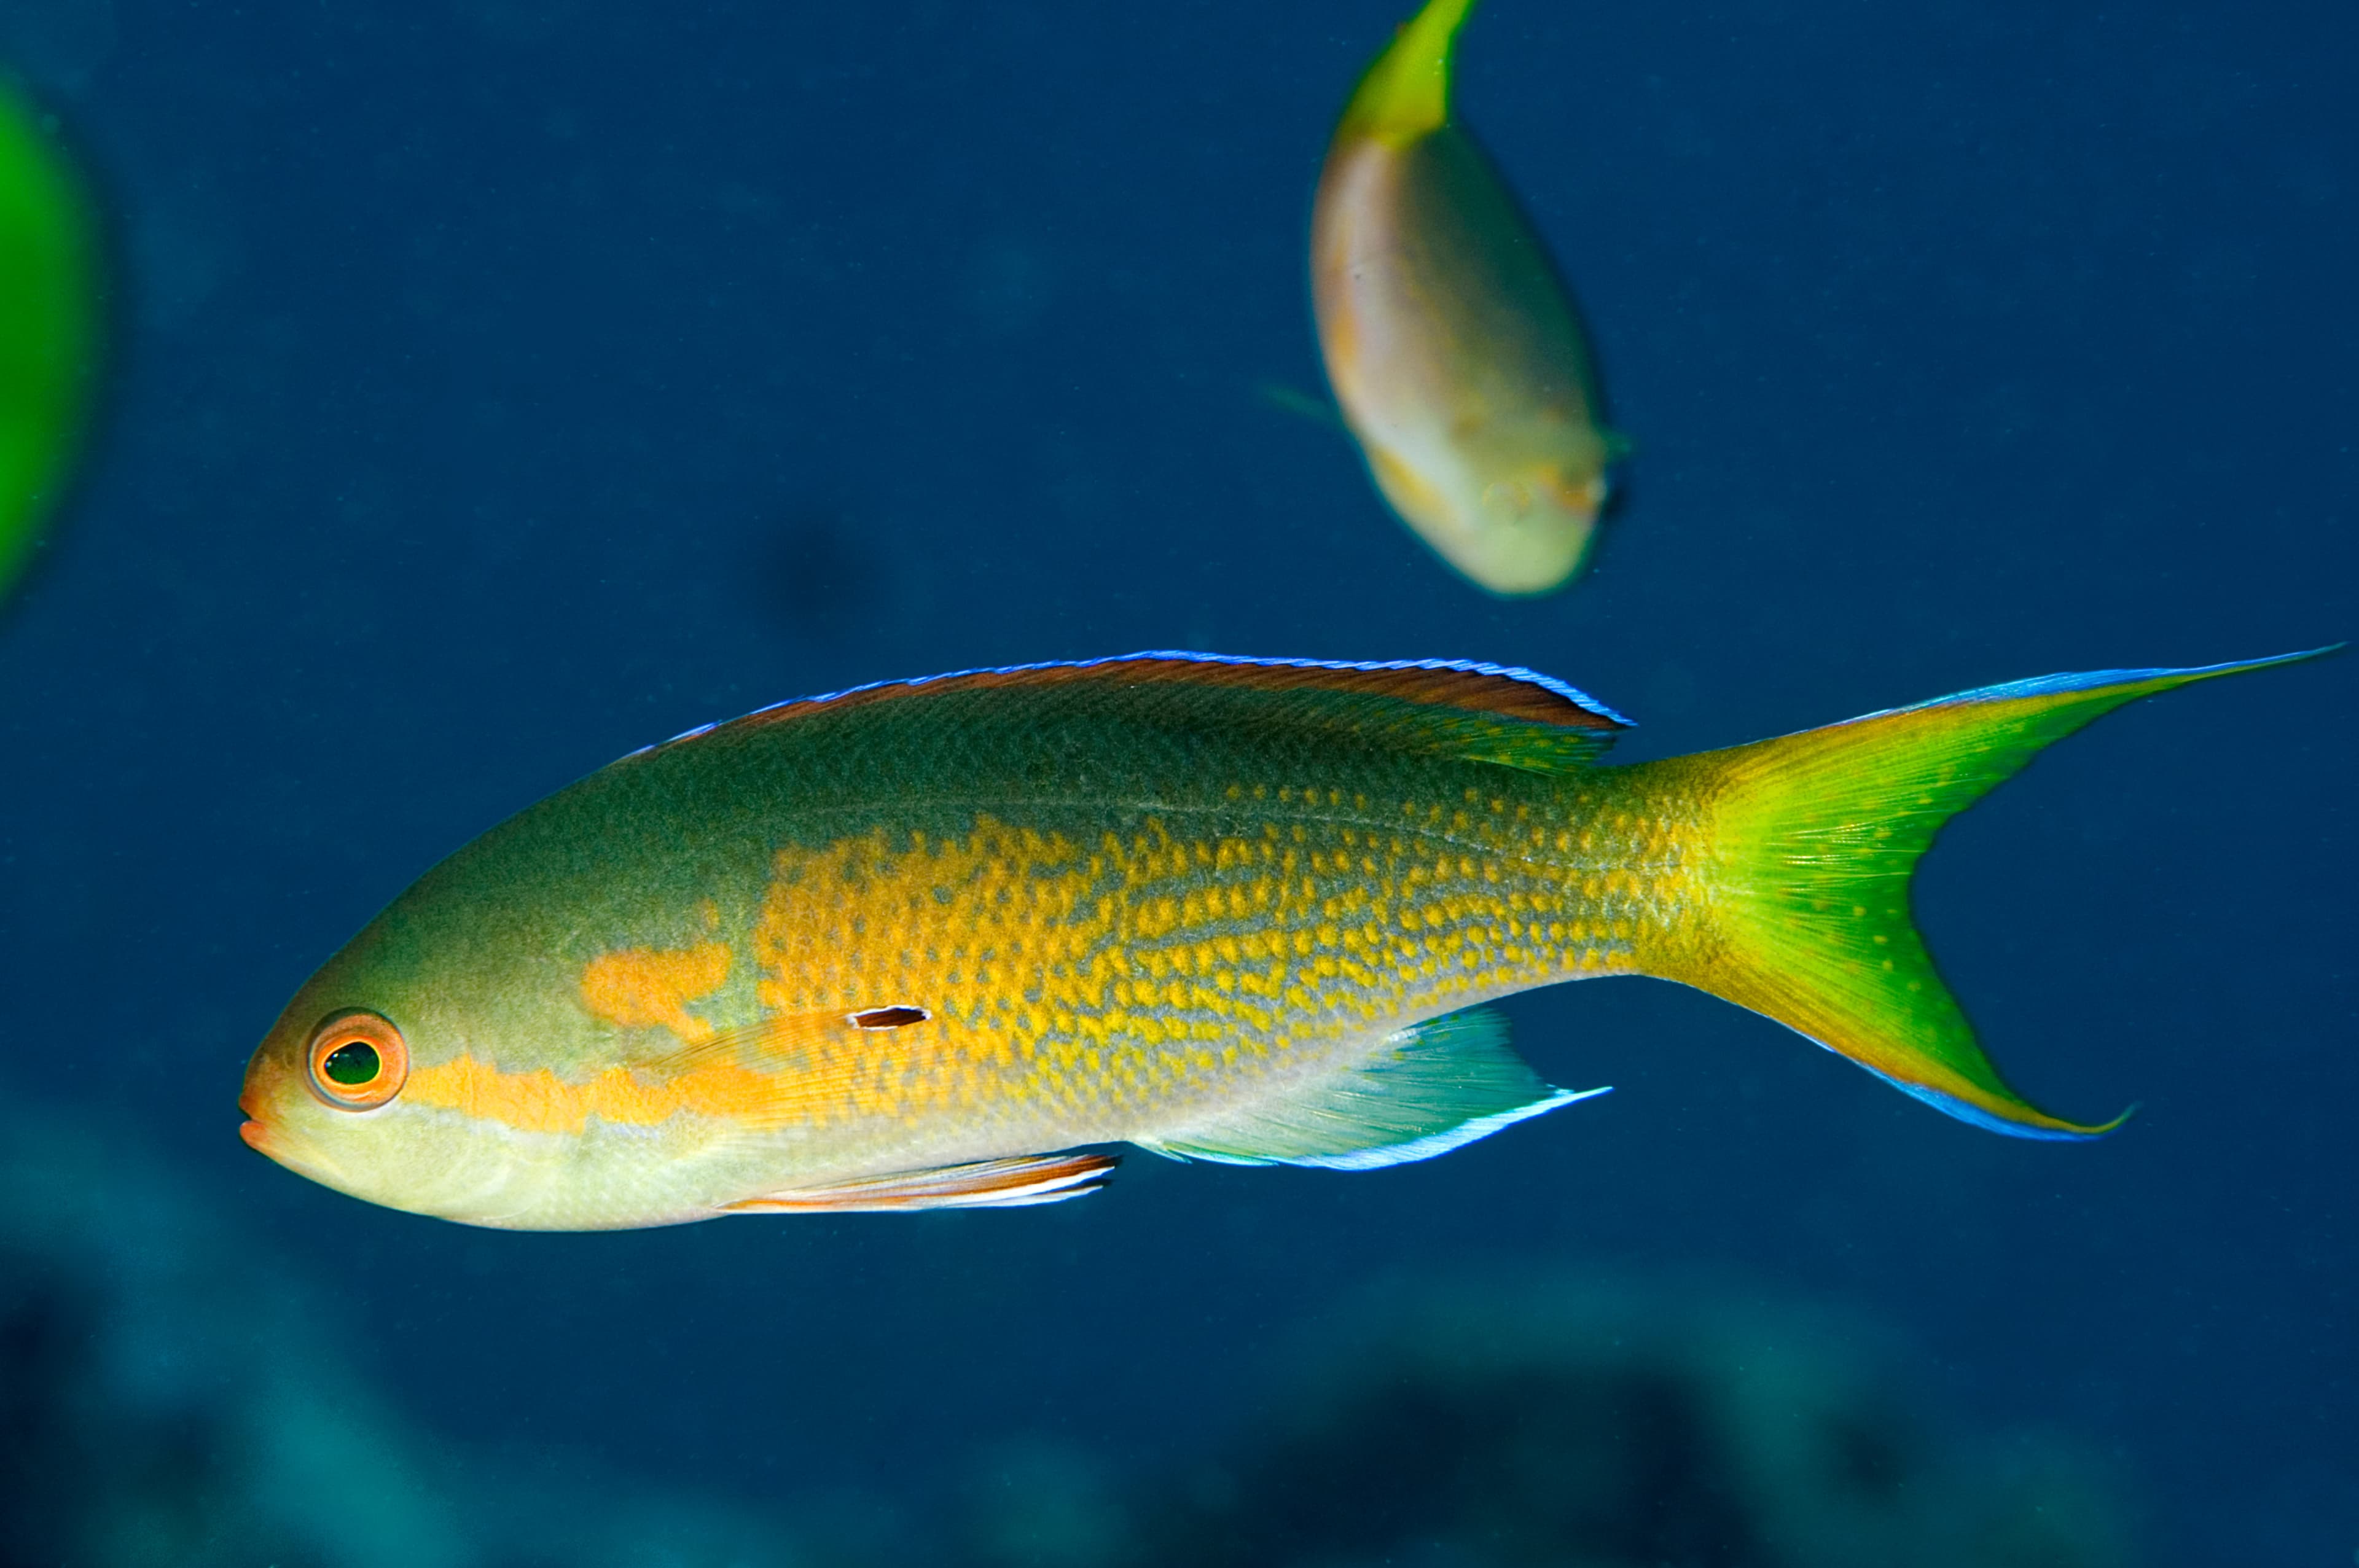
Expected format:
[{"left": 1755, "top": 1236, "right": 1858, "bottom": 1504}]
[
  {"left": 642, "top": 652, "right": 1632, "bottom": 770},
  {"left": 1338, "top": 0, "right": 1477, "bottom": 148}
]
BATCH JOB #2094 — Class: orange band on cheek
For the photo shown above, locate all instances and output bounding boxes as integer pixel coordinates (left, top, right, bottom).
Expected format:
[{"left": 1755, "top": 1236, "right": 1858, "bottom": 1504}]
[{"left": 402, "top": 1053, "right": 795, "bottom": 1136}]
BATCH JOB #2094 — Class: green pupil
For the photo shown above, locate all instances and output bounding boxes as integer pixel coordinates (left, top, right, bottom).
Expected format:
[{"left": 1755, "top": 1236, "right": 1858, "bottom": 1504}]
[{"left": 323, "top": 1040, "right": 381, "bottom": 1086}]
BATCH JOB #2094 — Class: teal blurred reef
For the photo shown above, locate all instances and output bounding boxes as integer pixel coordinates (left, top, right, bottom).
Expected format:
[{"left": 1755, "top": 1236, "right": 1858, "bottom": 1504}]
[{"left": 4, "top": 1080, "right": 2123, "bottom": 1567}]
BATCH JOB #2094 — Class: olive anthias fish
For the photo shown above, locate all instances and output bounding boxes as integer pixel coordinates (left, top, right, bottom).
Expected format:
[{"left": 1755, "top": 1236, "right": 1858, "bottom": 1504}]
[
  {"left": 1312, "top": 0, "right": 1619, "bottom": 598},
  {"left": 240, "top": 648, "right": 2330, "bottom": 1231},
  {"left": 0, "top": 79, "right": 99, "bottom": 603}
]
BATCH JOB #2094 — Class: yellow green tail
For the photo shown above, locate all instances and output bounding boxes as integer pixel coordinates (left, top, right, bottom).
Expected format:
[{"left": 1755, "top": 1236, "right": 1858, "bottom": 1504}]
[
  {"left": 1337, "top": 0, "right": 1476, "bottom": 147},
  {"left": 1641, "top": 649, "right": 2334, "bottom": 1139}
]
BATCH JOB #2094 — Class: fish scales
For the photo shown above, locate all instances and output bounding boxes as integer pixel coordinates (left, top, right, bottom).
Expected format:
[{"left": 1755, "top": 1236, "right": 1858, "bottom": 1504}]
[{"left": 405, "top": 682, "right": 1688, "bottom": 1142}]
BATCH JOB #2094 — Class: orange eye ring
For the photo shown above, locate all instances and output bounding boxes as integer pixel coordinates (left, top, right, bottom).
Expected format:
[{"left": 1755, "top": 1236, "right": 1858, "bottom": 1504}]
[{"left": 304, "top": 1010, "right": 410, "bottom": 1111}]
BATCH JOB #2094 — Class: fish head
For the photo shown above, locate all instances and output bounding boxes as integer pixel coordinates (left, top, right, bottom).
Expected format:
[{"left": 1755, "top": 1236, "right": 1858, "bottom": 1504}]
[
  {"left": 238, "top": 773, "right": 783, "bottom": 1231},
  {"left": 238, "top": 922, "right": 561, "bottom": 1228}
]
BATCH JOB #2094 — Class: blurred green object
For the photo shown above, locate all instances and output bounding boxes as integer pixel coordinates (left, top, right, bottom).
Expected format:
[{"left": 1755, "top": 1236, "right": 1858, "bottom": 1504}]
[{"left": 0, "top": 75, "right": 98, "bottom": 603}]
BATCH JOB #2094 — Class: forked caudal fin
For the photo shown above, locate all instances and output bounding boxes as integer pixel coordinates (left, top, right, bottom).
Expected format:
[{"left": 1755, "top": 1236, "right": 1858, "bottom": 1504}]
[{"left": 1637, "top": 649, "right": 2337, "bottom": 1140}]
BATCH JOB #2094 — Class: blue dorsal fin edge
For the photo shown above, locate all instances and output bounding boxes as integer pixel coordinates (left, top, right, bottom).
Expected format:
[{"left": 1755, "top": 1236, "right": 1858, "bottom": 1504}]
[{"left": 639, "top": 650, "right": 1635, "bottom": 756}]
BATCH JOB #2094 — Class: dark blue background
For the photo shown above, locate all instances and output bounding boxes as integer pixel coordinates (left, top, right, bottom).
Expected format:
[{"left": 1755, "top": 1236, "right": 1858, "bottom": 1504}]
[{"left": 1, "top": 1, "right": 2349, "bottom": 1561}]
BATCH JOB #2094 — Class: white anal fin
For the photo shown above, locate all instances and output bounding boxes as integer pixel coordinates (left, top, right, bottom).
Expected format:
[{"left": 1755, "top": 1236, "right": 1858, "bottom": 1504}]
[
  {"left": 1136, "top": 1007, "right": 1606, "bottom": 1170},
  {"left": 721, "top": 1151, "right": 1119, "bottom": 1215}
]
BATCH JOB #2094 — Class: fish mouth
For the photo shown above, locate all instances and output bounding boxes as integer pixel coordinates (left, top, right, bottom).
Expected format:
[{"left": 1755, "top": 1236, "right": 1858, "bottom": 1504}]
[
  {"left": 237, "top": 1080, "right": 270, "bottom": 1153},
  {"left": 233, "top": 1096, "right": 350, "bottom": 1189}
]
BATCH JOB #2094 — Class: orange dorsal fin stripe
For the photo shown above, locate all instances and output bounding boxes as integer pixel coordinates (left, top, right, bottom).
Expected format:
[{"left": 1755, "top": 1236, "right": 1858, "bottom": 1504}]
[
  {"left": 722, "top": 1151, "right": 1119, "bottom": 1214},
  {"left": 758, "top": 653, "right": 1626, "bottom": 730}
]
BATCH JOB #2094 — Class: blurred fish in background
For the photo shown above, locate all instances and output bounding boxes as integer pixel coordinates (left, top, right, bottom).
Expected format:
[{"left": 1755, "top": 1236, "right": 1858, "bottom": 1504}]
[
  {"left": 1312, "top": 0, "right": 1622, "bottom": 597},
  {"left": 0, "top": 74, "right": 99, "bottom": 607}
]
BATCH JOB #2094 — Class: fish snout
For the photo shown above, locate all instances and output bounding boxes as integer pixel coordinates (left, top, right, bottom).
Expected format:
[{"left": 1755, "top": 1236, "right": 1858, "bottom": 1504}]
[
  {"left": 238, "top": 1077, "right": 275, "bottom": 1153},
  {"left": 237, "top": 1044, "right": 295, "bottom": 1155}
]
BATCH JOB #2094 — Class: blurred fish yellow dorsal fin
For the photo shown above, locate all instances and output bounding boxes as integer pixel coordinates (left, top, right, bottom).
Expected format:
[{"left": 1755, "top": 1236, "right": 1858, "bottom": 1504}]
[
  {"left": 1339, "top": 0, "right": 1479, "bottom": 147},
  {"left": 722, "top": 1152, "right": 1119, "bottom": 1214}
]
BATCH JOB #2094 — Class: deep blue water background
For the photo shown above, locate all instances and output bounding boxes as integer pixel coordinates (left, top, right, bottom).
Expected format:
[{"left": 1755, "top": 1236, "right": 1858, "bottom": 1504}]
[{"left": 1, "top": 1, "right": 2351, "bottom": 1561}]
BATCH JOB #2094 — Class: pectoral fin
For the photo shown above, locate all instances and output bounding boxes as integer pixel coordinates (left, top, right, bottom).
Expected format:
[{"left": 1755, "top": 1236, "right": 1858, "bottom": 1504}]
[
  {"left": 722, "top": 1152, "right": 1119, "bottom": 1214},
  {"left": 1256, "top": 379, "right": 1348, "bottom": 434},
  {"left": 622, "top": 1004, "right": 934, "bottom": 1133},
  {"left": 1137, "top": 1008, "right": 1603, "bottom": 1169}
]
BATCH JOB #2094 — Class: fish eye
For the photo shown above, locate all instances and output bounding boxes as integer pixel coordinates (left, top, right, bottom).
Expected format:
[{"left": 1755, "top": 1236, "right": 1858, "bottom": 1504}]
[
  {"left": 323, "top": 1040, "right": 379, "bottom": 1083},
  {"left": 305, "top": 1010, "right": 409, "bottom": 1110}
]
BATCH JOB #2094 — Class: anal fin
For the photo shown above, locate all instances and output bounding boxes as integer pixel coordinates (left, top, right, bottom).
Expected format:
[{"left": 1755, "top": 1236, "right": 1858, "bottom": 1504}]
[
  {"left": 1136, "top": 1007, "right": 1603, "bottom": 1170},
  {"left": 721, "top": 1151, "right": 1119, "bottom": 1215}
]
